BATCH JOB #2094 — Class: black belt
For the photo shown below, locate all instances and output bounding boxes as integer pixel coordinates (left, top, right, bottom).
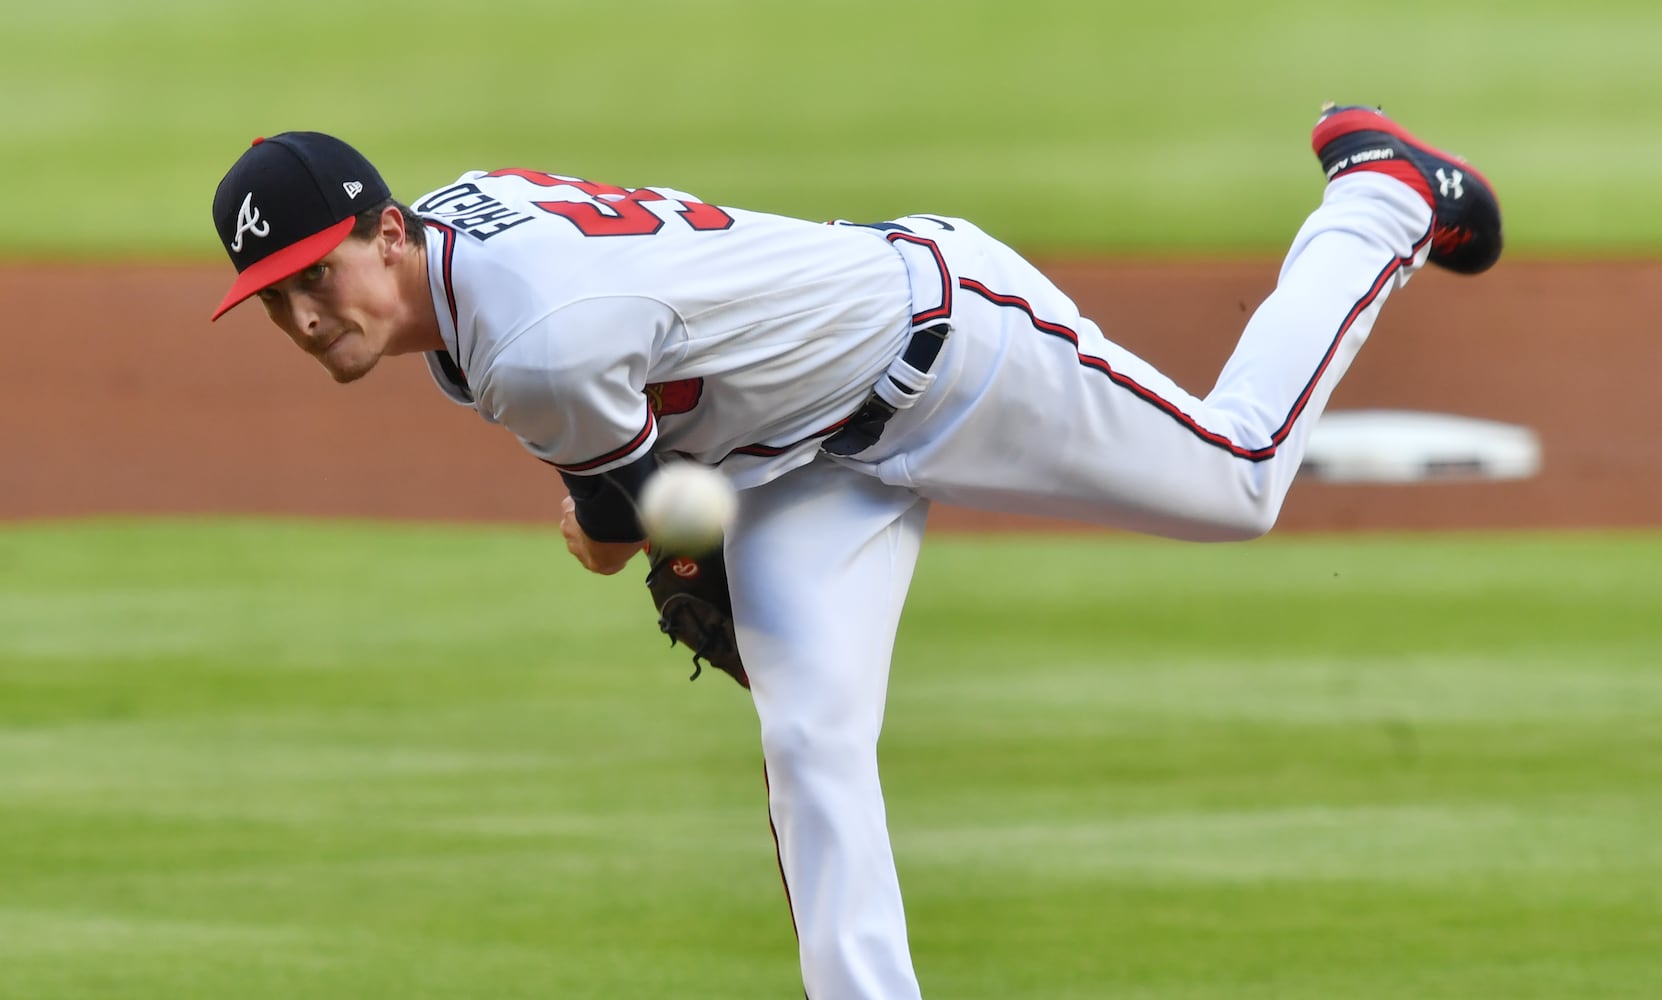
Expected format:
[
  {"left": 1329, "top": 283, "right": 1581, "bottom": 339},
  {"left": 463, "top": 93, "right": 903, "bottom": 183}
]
[{"left": 822, "top": 323, "right": 950, "bottom": 457}]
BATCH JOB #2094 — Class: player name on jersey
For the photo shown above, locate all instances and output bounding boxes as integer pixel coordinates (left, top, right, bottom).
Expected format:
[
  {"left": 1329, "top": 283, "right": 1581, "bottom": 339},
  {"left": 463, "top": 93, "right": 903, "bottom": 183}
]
[{"left": 415, "top": 182, "right": 535, "bottom": 240}]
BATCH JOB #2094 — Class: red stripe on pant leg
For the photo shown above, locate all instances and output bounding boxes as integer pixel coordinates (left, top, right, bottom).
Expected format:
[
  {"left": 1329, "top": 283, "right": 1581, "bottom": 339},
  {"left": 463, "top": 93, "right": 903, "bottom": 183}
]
[
  {"left": 958, "top": 250, "right": 1411, "bottom": 463},
  {"left": 954, "top": 278, "right": 1276, "bottom": 459},
  {"left": 762, "top": 760, "right": 812, "bottom": 999},
  {"left": 1264, "top": 253, "right": 1404, "bottom": 444}
]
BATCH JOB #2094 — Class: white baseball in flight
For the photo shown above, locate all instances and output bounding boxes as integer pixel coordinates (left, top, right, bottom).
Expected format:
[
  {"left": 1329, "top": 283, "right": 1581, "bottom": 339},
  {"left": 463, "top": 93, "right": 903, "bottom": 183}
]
[{"left": 638, "top": 463, "right": 737, "bottom": 556}]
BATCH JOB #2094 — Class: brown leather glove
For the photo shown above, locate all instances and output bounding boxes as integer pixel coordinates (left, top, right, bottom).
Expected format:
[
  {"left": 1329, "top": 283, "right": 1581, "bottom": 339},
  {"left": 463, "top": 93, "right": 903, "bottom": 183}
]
[{"left": 644, "top": 546, "right": 748, "bottom": 689}]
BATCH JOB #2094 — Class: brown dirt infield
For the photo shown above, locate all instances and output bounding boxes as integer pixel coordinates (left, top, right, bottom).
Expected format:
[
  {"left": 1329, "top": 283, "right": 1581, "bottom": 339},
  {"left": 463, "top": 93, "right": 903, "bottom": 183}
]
[{"left": 4, "top": 259, "right": 1656, "bottom": 532}]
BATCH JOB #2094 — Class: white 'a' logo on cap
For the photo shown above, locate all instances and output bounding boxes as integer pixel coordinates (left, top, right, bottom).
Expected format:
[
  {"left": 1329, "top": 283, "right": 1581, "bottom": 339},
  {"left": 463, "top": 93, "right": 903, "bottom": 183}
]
[
  {"left": 231, "top": 192, "right": 270, "bottom": 253},
  {"left": 343, "top": 181, "right": 364, "bottom": 199}
]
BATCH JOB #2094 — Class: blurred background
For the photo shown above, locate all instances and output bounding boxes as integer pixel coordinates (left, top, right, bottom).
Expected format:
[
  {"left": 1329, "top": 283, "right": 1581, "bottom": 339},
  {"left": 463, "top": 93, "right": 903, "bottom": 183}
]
[
  {"left": 4, "top": 0, "right": 1659, "bottom": 528},
  {"left": 2, "top": 2, "right": 1659, "bottom": 998}
]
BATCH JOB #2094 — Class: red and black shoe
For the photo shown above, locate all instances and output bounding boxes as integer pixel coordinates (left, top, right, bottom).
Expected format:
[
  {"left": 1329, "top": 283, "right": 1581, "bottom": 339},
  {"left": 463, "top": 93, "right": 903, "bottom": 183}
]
[{"left": 1311, "top": 102, "right": 1502, "bottom": 275}]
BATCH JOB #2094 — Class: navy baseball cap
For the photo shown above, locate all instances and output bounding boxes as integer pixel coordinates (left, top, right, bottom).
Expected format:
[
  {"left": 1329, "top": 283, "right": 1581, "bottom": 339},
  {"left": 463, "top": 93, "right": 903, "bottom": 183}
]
[{"left": 210, "top": 132, "right": 391, "bottom": 320}]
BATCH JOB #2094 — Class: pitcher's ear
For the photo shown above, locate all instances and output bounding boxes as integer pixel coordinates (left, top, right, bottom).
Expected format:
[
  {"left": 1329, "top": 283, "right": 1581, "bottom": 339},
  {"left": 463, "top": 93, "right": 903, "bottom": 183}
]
[{"left": 378, "top": 204, "right": 414, "bottom": 262}]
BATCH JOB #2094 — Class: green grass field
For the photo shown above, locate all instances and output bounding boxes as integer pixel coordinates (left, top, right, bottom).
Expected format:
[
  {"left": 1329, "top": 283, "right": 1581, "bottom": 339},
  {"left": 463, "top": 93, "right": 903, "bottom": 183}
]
[
  {"left": 5, "top": 0, "right": 1662, "bottom": 257},
  {"left": 2, "top": 521, "right": 1658, "bottom": 998}
]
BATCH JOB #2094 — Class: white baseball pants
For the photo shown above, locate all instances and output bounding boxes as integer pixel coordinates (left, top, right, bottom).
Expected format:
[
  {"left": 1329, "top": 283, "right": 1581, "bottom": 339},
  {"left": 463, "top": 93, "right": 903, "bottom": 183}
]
[{"left": 725, "top": 173, "right": 1433, "bottom": 999}]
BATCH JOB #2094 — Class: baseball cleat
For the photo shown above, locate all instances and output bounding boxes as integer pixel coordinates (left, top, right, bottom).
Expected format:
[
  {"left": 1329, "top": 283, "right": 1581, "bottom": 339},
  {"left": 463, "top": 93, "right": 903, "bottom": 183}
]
[{"left": 1311, "top": 102, "right": 1502, "bottom": 275}]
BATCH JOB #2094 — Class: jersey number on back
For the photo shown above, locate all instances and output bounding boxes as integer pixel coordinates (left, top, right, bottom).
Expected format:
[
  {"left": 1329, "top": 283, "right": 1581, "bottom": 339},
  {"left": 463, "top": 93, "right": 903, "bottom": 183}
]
[{"left": 486, "top": 168, "right": 734, "bottom": 237}]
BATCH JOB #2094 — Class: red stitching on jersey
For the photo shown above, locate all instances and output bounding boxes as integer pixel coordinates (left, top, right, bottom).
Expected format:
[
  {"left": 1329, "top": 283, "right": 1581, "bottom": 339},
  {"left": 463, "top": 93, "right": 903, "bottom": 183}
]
[
  {"left": 422, "top": 219, "right": 461, "bottom": 332},
  {"left": 557, "top": 410, "right": 656, "bottom": 473},
  {"left": 726, "top": 414, "right": 853, "bottom": 458}
]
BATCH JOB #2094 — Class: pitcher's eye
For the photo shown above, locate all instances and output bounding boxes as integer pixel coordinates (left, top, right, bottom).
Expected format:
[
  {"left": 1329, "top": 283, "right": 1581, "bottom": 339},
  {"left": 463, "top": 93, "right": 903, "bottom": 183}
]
[{"left": 299, "top": 263, "right": 329, "bottom": 285}]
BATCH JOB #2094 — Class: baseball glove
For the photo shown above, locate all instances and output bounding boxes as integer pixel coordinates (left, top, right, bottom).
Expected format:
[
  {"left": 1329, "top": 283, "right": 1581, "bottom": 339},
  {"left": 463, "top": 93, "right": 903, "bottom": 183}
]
[{"left": 644, "top": 546, "right": 748, "bottom": 689}]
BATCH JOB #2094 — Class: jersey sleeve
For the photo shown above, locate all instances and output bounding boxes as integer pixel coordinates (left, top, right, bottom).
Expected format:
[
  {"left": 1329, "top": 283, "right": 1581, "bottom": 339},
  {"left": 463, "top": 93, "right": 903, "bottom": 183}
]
[{"left": 474, "top": 295, "right": 679, "bottom": 475}]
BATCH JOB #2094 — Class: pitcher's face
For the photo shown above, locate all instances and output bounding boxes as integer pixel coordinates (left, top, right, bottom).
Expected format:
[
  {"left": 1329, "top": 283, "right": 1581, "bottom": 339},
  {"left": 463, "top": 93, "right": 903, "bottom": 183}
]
[{"left": 255, "top": 234, "right": 403, "bottom": 384}]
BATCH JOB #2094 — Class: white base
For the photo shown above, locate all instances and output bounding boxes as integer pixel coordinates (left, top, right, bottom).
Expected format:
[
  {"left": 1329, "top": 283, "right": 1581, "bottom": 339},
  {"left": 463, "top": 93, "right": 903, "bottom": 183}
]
[{"left": 1299, "top": 409, "right": 1542, "bottom": 484}]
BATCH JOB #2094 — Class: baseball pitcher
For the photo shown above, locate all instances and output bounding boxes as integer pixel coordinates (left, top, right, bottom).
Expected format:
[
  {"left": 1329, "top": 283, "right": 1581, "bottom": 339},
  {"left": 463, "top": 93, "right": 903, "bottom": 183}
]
[{"left": 208, "top": 104, "right": 1501, "bottom": 999}]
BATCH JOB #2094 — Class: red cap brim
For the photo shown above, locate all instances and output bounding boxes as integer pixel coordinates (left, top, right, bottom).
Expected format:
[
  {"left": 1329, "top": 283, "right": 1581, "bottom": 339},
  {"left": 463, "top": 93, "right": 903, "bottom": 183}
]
[{"left": 209, "top": 217, "right": 357, "bottom": 321}]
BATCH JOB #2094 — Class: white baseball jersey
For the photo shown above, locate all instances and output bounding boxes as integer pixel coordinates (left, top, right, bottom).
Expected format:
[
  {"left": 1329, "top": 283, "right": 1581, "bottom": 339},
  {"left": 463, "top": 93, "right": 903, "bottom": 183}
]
[{"left": 414, "top": 168, "right": 920, "bottom": 488}]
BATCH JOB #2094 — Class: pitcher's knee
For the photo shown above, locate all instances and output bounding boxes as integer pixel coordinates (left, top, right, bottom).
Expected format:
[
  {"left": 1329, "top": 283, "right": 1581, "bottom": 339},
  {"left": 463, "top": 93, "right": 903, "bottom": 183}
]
[
  {"left": 1192, "top": 492, "right": 1282, "bottom": 541},
  {"left": 760, "top": 718, "right": 877, "bottom": 787},
  {"left": 1220, "top": 502, "right": 1280, "bottom": 540}
]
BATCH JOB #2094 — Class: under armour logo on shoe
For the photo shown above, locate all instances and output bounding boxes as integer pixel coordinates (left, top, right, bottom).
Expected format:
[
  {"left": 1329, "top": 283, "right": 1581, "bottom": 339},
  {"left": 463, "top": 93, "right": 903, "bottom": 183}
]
[
  {"left": 1436, "top": 168, "right": 1464, "bottom": 199},
  {"left": 343, "top": 181, "right": 365, "bottom": 199},
  {"left": 230, "top": 192, "right": 270, "bottom": 252}
]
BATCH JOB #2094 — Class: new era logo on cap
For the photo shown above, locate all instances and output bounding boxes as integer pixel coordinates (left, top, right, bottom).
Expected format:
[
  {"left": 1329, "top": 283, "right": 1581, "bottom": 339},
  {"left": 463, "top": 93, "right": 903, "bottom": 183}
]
[{"left": 210, "top": 132, "right": 392, "bottom": 320}]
